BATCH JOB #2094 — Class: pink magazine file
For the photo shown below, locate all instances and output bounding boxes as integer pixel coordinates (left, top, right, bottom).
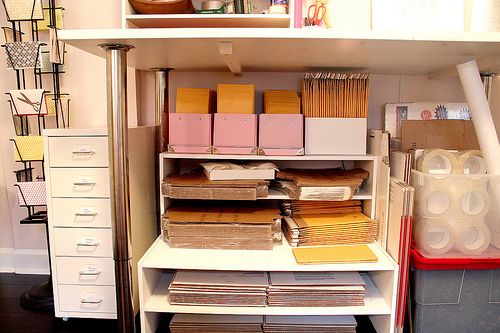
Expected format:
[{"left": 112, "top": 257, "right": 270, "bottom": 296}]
[
  {"left": 213, "top": 114, "right": 258, "bottom": 155},
  {"left": 258, "top": 114, "right": 304, "bottom": 156},
  {"left": 168, "top": 113, "right": 212, "bottom": 154}
]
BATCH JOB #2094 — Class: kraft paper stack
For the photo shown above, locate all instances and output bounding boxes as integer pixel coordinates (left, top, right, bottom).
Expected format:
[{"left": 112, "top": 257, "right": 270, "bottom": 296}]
[
  {"left": 170, "top": 314, "right": 263, "bottom": 333},
  {"left": 263, "top": 315, "right": 357, "bottom": 333}
]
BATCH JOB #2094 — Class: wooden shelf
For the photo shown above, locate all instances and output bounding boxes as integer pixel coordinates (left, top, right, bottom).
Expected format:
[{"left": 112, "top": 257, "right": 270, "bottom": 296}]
[
  {"left": 143, "top": 273, "right": 391, "bottom": 315},
  {"left": 140, "top": 237, "right": 396, "bottom": 271},
  {"left": 59, "top": 29, "right": 500, "bottom": 74},
  {"left": 126, "top": 14, "right": 291, "bottom": 29}
]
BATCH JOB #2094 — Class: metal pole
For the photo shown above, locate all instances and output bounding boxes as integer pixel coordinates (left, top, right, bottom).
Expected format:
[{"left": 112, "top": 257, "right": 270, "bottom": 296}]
[
  {"left": 153, "top": 68, "right": 170, "bottom": 153},
  {"left": 100, "top": 43, "right": 135, "bottom": 333},
  {"left": 481, "top": 73, "right": 496, "bottom": 103}
]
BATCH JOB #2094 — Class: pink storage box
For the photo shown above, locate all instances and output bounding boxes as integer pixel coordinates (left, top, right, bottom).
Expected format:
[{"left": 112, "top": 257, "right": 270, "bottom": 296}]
[
  {"left": 258, "top": 114, "right": 304, "bottom": 156},
  {"left": 213, "top": 114, "right": 257, "bottom": 155},
  {"left": 168, "top": 113, "right": 212, "bottom": 154}
]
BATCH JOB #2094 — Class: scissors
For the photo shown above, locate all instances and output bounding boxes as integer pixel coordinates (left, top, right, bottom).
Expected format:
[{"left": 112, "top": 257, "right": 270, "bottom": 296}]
[
  {"left": 307, "top": 2, "right": 326, "bottom": 26},
  {"left": 17, "top": 93, "right": 41, "bottom": 113}
]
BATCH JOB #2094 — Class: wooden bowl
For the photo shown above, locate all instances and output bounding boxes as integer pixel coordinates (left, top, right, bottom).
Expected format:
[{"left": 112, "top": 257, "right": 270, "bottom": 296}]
[{"left": 129, "top": 0, "right": 196, "bottom": 14}]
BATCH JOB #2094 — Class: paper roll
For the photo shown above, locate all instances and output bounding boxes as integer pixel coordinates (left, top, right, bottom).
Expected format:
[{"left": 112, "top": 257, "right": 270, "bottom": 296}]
[
  {"left": 456, "top": 60, "right": 500, "bottom": 175},
  {"left": 456, "top": 150, "right": 486, "bottom": 175},
  {"left": 417, "top": 149, "right": 457, "bottom": 176},
  {"left": 455, "top": 222, "right": 491, "bottom": 255},
  {"left": 413, "top": 220, "right": 455, "bottom": 255}
]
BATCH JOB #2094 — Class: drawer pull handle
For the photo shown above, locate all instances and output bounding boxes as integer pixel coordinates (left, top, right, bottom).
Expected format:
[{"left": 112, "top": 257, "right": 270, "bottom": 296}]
[
  {"left": 81, "top": 297, "right": 102, "bottom": 304},
  {"left": 72, "top": 150, "right": 95, "bottom": 155},
  {"left": 79, "top": 270, "right": 101, "bottom": 276},
  {"left": 77, "top": 240, "right": 99, "bottom": 247},
  {"left": 75, "top": 212, "right": 98, "bottom": 217},
  {"left": 73, "top": 181, "right": 96, "bottom": 186}
]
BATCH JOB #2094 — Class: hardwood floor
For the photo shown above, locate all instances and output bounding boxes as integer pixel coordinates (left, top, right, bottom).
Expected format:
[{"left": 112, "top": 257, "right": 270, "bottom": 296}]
[{"left": 0, "top": 273, "right": 118, "bottom": 333}]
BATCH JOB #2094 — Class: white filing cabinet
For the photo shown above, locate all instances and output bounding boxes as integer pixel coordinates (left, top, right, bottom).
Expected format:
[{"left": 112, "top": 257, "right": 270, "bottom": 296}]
[{"left": 44, "top": 127, "right": 157, "bottom": 320}]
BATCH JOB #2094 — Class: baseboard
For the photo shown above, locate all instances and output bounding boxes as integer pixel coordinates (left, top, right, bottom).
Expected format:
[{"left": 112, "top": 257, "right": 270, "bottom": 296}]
[
  {"left": 13, "top": 249, "right": 49, "bottom": 275},
  {"left": 0, "top": 248, "right": 15, "bottom": 273}
]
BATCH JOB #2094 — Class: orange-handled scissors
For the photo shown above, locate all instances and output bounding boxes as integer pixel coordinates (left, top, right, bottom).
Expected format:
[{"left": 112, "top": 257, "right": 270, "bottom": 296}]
[{"left": 307, "top": 3, "right": 326, "bottom": 26}]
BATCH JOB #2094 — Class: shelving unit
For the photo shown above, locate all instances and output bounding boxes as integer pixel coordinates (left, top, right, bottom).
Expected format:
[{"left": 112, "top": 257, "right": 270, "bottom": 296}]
[{"left": 57, "top": 10, "right": 500, "bottom": 333}]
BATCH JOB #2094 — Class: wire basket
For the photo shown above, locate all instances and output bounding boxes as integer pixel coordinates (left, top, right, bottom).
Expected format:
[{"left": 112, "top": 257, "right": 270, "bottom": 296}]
[
  {"left": 11, "top": 135, "right": 44, "bottom": 162},
  {"left": 2, "top": 0, "right": 44, "bottom": 21},
  {"left": 3, "top": 41, "right": 43, "bottom": 69},
  {"left": 7, "top": 89, "right": 48, "bottom": 116},
  {"left": 15, "top": 181, "right": 46, "bottom": 206}
]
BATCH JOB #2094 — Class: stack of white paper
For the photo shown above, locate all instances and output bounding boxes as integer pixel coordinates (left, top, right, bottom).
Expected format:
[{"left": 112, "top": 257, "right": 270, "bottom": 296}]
[
  {"left": 263, "top": 315, "right": 357, "bottom": 333},
  {"left": 170, "top": 314, "right": 263, "bottom": 332},
  {"left": 168, "top": 271, "right": 269, "bottom": 307},
  {"left": 267, "top": 272, "right": 366, "bottom": 307}
]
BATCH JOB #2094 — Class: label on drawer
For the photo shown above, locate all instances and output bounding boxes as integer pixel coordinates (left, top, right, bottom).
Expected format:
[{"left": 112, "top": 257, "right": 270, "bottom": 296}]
[{"left": 74, "top": 145, "right": 94, "bottom": 154}]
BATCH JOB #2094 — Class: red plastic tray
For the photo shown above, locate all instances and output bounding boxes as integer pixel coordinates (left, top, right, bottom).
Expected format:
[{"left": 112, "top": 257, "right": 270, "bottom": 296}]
[{"left": 411, "top": 247, "right": 500, "bottom": 270}]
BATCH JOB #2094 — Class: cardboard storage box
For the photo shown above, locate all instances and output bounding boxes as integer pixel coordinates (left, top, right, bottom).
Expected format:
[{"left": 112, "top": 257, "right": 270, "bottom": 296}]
[
  {"left": 168, "top": 113, "right": 212, "bottom": 154},
  {"left": 217, "top": 84, "right": 255, "bottom": 114},
  {"left": 258, "top": 114, "right": 304, "bottom": 156},
  {"left": 213, "top": 113, "right": 257, "bottom": 154},
  {"left": 304, "top": 118, "right": 367, "bottom": 155}
]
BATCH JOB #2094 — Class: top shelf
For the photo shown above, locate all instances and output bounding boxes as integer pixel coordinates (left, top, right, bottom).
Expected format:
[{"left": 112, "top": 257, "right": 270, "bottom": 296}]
[
  {"left": 59, "top": 28, "right": 500, "bottom": 74},
  {"left": 161, "top": 152, "right": 376, "bottom": 161}
]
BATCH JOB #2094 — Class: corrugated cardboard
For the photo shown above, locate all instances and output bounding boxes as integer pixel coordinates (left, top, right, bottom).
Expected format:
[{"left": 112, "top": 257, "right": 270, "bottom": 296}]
[
  {"left": 401, "top": 120, "right": 479, "bottom": 152},
  {"left": 217, "top": 84, "right": 255, "bottom": 114}
]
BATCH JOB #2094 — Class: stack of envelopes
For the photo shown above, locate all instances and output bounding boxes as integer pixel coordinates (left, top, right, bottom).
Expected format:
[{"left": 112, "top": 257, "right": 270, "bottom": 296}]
[
  {"left": 283, "top": 200, "right": 362, "bottom": 216},
  {"left": 263, "top": 90, "right": 301, "bottom": 114},
  {"left": 283, "top": 213, "right": 377, "bottom": 247},
  {"left": 170, "top": 314, "right": 263, "bottom": 333},
  {"left": 267, "top": 271, "right": 366, "bottom": 307},
  {"left": 263, "top": 315, "right": 357, "bottom": 333},
  {"left": 162, "top": 172, "right": 269, "bottom": 200},
  {"left": 168, "top": 271, "right": 269, "bottom": 307},
  {"left": 275, "top": 168, "right": 368, "bottom": 201},
  {"left": 162, "top": 206, "right": 281, "bottom": 250}
]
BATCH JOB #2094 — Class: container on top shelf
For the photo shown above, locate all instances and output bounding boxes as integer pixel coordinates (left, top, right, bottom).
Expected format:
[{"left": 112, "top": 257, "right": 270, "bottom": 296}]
[
  {"left": 213, "top": 84, "right": 258, "bottom": 155},
  {"left": 411, "top": 148, "right": 500, "bottom": 258},
  {"left": 410, "top": 248, "right": 500, "bottom": 333},
  {"left": 168, "top": 87, "right": 213, "bottom": 154},
  {"left": 302, "top": 73, "right": 368, "bottom": 155},
  {"left": 258, "top": 90, "right": 304, "bottom": 156}
]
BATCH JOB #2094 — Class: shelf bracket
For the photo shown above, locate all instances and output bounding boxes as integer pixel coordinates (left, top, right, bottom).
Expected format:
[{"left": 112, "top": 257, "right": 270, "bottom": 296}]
[{"left": 219, "top": 42, "right": 242, "bottom": 76}]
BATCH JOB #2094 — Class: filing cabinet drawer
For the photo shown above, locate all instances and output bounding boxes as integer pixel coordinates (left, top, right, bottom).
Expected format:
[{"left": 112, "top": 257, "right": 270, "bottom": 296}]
[
  {"left": 48, "top": 136, "right": 108, "bottom": 167},
  {"left": 51, "top": 198, "right": 111, "bottom": 228},
  {"left": 50, "top": 168, "right": 110, "bottom": 198},
  {"left": 53, "top": 228, "right": 113, "bottom": 258},
  {"left": 58, "top": 285, "right": 116, "bottom": 314},
  {"left": 56, "top": 257, "right": 115, "bottom": 286}
]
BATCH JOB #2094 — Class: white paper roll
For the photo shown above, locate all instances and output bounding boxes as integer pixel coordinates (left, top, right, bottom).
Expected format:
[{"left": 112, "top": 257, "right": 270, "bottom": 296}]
[
  {"left": 456, "top": 60, "right": 500, "bottom": 175},
  {"left": 413, "top": 220, "right": 455, "bottom": 255},
  {"left": 454, "top": 222, "right": 491, "bottom": 255},
  {"left": 417, "top": 149, "right": 458, "bottom": 176},
  {"left": 456, "top": 150, "right": 486, "bottom": 175}
]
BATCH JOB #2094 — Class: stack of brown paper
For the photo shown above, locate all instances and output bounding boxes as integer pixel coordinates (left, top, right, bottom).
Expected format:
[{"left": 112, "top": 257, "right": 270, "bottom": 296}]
[
  {"left": 161, "top": 206, "right": 282, "bottom": 250},
  {"left": 263, "top": 90, "right": 301, "bottom": 114},
  {"left": 267, "top": 272, "right": 366, "bottom": 307},
  {"left": 168, "top": 271, "right": 269, "bottom": 307},
  {"left": 263, "top": 315, "right": 357, "bottom": 333},
  {"left": 176, "top": 87, "right": 213, "bottom": 114},
  {"left": 283, "top": 213, "right": 378, "bottom": 247},
  {"left": 302, "top": 72, "right": 369, "bottom": 118},
  {"left": 170, "top": 314, "right": 264, "bottom": 333},
  {"left": 162, "top": 173, "right": 269, "bottom": 200},
  {"left": 274, "top": 168, "right": 369, "bottom": 201},
  {"left": 292, "top": 245, "right": 378, "bottom": 264},
  {"left": 283, "top": 200, "right": 362, "bottom": 216}
]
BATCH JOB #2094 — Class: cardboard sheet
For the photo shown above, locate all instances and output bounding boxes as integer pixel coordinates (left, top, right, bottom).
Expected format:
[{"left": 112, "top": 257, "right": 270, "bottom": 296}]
[{"left": 292, "top": 244, "right": 378, "bottom": 264}]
